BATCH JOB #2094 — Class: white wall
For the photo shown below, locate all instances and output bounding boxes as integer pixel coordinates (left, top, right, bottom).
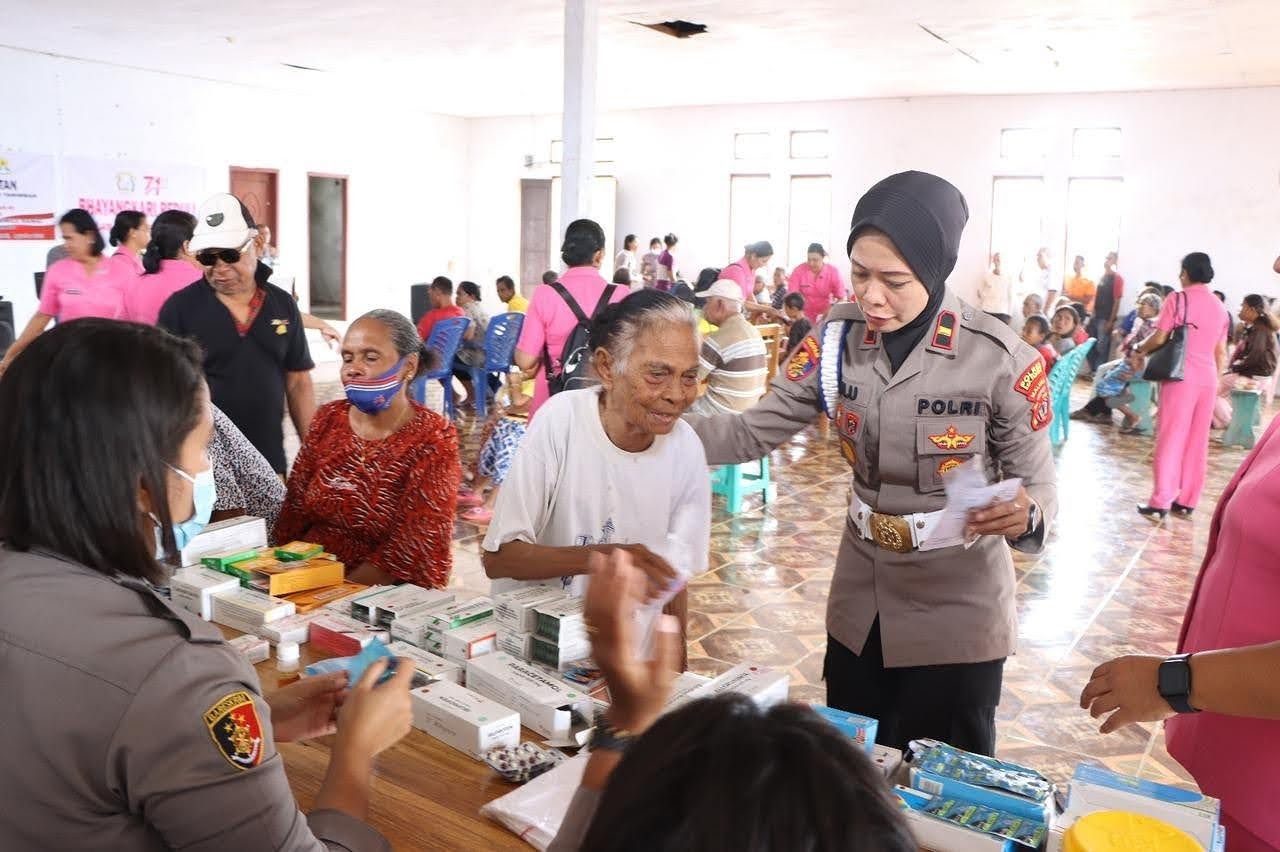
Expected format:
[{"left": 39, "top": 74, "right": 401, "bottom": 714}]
[
  {"left": 465, "top": 87, "right": 1280, "bottom": 314},
  {"left": 1, "top": 46, "right": 471, "bottom": 345}
]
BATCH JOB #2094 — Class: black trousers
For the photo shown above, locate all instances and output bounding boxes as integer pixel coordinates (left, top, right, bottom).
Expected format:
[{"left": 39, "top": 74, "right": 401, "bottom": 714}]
[
  {"left": 1080, "top": 395, "right": 1111, "bottom": 417},
  {"left": 823, "top": 620, "right": 1005, "bottom": 756}
]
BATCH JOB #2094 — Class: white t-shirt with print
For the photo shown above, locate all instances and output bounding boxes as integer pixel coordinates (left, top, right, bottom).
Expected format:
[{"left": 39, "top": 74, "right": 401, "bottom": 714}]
[{"left": 481, "top": 387, "right": 711, "bottom": 596}]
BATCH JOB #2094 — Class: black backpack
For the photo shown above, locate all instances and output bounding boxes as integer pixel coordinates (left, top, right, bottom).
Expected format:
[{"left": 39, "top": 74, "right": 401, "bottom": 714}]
[{"left": 544, "top": 282, "right": 617, "bottom": 396}]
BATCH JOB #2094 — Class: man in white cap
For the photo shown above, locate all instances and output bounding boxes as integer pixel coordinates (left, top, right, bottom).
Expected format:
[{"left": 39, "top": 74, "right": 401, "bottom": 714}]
[
  {"left": 686, "top": 279, "right": 768, "bottom": 417},
  {"left": 158, "top": 194, "right": 315, "bottom": 474}
]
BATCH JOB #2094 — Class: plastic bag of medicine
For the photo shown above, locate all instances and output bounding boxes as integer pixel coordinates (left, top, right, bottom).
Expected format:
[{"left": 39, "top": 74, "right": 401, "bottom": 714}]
[
  {"left": 480, "top": 752, "right": 589, "bottom": 850},
  {"left": 633, "top": 533, "right": 690, "bottom": 660},
  {"left": 305, "top": 637, "right": 398, "bottom": 685}
]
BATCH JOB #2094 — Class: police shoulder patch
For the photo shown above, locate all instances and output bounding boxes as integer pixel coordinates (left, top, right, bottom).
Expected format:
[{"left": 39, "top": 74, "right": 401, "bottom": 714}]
[
  {"left": 931, "top": 310, "right": 957, "bottom": 351},
  {"left": 204, "top": 690, "right": 265, "bottom": 771},
  {"left": 785, "top": 334, "right": 821, "bottom": 381},
  {"left": 1012, "top": 357, "right": 1052, "bottom": 432}
]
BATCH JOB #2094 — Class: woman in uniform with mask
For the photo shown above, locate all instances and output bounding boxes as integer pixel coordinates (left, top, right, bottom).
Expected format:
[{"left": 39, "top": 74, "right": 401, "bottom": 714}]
[
  {"left": 275, "top": 309, "right": 461, "bottom": 588},
  {"left": 0, "top": 319, "right": 413, "bottom": 851},
  {"left": 690, "top": 172, "right": 1058, "bottom": 756}
]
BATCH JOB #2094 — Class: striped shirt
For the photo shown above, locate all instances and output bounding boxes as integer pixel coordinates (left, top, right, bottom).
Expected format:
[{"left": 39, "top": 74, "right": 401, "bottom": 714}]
[{"left": 697, "top": 313, "right": 768, "bottom": 414}]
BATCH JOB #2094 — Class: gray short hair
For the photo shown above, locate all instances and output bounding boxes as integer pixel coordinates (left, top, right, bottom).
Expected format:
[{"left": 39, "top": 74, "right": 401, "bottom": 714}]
[
  {"left": 353, "top": 309, "right": 434, "bottom": 378},
  {"left": 589, "top": 290, "right": 699, "bottom": 375}
]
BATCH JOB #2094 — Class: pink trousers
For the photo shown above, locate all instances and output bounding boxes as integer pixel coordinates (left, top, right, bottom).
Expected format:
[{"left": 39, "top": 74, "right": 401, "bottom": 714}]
[{"left": 1150, "top": 378, "right": 1217, "bottom": 510}]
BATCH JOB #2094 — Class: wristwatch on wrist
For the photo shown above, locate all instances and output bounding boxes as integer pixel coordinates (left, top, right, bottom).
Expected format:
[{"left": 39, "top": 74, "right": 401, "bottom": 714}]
[
  {"left": 588, "top": 717, "right": 638, "bottom": 754},
  {"left": 1158, "top": 653, "right": 1201, "bottom": 714},
  {"left": 1024, "top": 501, "right": 1042, "bottom": 536}
]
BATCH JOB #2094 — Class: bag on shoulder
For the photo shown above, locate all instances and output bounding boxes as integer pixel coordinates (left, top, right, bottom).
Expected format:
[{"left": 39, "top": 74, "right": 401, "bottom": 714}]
[
  {"left": 1142, "top": 292, "right": 1190, "bottom": 383},
  {"left": 544, "top": 282, "right": 618, "bottom": 395}
]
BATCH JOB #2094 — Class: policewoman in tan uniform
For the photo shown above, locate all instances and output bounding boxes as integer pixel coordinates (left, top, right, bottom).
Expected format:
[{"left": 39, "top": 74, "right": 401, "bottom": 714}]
[
  {"left": 691, "top": 172, "right": 1057, "bottom": 755},
  {"left": 0, "top": 319, "right": 412, "bottom": 851}
]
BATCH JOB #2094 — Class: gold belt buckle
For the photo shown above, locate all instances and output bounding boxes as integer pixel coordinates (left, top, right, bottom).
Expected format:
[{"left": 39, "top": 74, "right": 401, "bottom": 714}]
[{"left": 869, "top": 512, "right": 914, "bottom": 554}]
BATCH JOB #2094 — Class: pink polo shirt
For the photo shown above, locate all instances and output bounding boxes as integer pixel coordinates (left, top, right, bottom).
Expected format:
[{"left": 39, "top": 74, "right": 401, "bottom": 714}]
[
  {"left": 1165, "top": 414, "right": 1280, "bottom": 848},
  {"left": 719, "top": 257, "right": 757, "bottom": 302},
  {"left": 38, "top": 257, "right": 127, "bottom": 322},
  {"left": 787, "top": 262, "right": 846, "bottom": 323},
  {"left": 122, "top": 259, "right": 203, "bottom": 325},
  {"left": 107, "top": 249, "right": 144, "bottom": 278},
  {"left": 516, "top": 266, "right": 628, "bottom": 419}
]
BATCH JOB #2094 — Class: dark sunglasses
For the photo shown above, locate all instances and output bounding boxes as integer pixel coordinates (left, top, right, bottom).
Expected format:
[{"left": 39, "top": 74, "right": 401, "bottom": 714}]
[{"left": 196, "top": 240, "right": 252, "bottom": 267}]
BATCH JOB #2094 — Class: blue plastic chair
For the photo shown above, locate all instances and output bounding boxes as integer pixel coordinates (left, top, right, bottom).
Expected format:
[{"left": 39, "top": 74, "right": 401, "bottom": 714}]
[
  {"left": 467, "top": 312, "right": 525, "bottom": 418},
  {"left": 1048, "top": 338, "right": 1096, "bottom": 447},
  {"left": 1127, "top": 378, "right": 1155, "bottom": 435},
  {"left": 710, "top": 456, "right": 775, "bottom": 514},
  {"left": 1223, "top": 388, "right": 1262, "bottom": 449},
  {"left": 410, "top": 316, "right": 470, "bottom": 419}
]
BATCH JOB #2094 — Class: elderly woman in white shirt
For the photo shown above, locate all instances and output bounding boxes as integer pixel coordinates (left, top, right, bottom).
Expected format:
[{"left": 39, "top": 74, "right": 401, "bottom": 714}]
[{"left": 482, "top": 289, "right": 711, "bottom": 643}]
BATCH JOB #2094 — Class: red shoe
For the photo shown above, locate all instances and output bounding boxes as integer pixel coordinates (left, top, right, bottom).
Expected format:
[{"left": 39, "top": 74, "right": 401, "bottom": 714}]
[
  {"left": 456, "top": 490, "right": 484, "bottom": 509},
  {"left": 460, "top": 506, "right": 493, "bottom": 525}
]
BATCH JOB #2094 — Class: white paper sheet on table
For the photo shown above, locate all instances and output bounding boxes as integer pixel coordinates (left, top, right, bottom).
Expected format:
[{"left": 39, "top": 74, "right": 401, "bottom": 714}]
[
  {"left": 927, "top": 456, "right": 1022, "bottom": 545},
  {"left": 480, "top": 752, "right": 589, "bottom": 850}
]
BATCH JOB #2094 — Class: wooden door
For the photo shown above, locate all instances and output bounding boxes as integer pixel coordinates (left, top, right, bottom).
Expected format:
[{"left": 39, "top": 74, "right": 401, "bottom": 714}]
[
  {"left": 229, "top": 168, "right": 279, "bottom": 242},
  {"left": 519, "top": 179, "right": 551, "bottom": 295}
]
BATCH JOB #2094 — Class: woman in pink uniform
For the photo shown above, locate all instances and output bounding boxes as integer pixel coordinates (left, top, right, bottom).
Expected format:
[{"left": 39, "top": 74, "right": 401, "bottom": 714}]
[
  {"left": 718, "top": 240, "right": 780, "bottom": 322},
  {"left": 106, "top": 210, "right": 149, "bottom": 277},
  {"left": 123, "top": 210, "right": 201, "bottom": 325},
  {"left": 1136, "top": 253, "right": 1230, "bottom": 518},
  {"left": 512, "top": 218, "right": 628, "bottom": 419},
  {"left": 0, "top": 209, "right": 128, "bottom": 376},
  {"left": 1082, "top": 413, "right": 1280, "bottom": 851},
  {"left": 787, "top": 242, "right": 846, "bottom": 324}
]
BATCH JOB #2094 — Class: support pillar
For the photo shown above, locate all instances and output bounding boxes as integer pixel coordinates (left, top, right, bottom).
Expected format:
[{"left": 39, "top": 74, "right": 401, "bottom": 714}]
[{"left": 560, "top": 0, "right": 598, "bottom": 233}]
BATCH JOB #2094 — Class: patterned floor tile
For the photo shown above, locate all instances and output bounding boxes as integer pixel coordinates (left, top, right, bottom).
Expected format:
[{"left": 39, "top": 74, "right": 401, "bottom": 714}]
[{"left": 696, "top": 626, "right": 810, "bottom": 668}]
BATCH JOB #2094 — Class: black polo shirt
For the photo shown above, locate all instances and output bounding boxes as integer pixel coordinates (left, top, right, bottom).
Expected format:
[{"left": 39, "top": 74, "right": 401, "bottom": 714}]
[{"left": 157, "top": 276, "right": 313, "bottom": 474}]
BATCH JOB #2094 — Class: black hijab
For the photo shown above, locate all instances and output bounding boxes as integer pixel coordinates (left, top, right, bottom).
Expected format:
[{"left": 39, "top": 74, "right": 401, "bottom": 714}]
[{"left": 845, "top": 171, "right": 969, "bottom": 372}]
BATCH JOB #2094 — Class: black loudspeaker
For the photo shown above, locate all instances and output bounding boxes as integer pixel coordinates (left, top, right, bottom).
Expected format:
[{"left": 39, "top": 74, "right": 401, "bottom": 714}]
[
  {"left": 410, "top": 283, "right": 430, "bottom": 326},
  {"left": 0, "top": 298, "right": 15, "bottom": 359}
]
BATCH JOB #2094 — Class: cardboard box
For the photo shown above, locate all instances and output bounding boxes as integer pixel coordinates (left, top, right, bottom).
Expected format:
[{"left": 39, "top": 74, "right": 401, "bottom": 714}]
[
  {"left": 907, "top": 742, "right": 1053, "bottom": 825},
  {"left": 180, "top": 516, "right": 268, "bottom": 567},
  {"left": 255, "top": 611, "right": 326, "bottom": 645},
  {"left": 688, "top": 664, "right": 790, "bottom": 709},
  {"left": 494, "top": 586, "right": 564, "bottom": 634},
  {"left": 226, "top": 634, "right": 270, "bottom": 665},
  {"left": 169, "top": 567, "right": 239, "bottom": 621},
  {"left": 410, "top": 680, "right": 520, "bottom": 758},
  {"left": 1061, "top": 764, "right": 1221, "bottom": 849},
  {"left": 422, "top": 597, "right": 494, "bottom": 632},
  {"left": 533, "top": 597, "right": 585, "bottom": 643},
  {"left": 248, "top": 559, "right": 345, "bottom": 597},
  {"left": 367, "top": 586, "right": 456, "bottom": 628},
  {"left": 442, "top": 618, "right": 498, "bottom": 661},
  {"left": 211, "top": 587, "right": 295, "bottom": 629},
  {"left": 895, "top": 787, "right": 1018, "bottom": 852},
  {"left": 387, "top": 640, "right": 463, "bottom": 686},
  {"left": 871, "top": 744, "right": 903, "bottom": 780},
  {"left": 531, "top": 635, "right": 592, "bottom": 671},
  {"left": 496, "top": 629, "right": 534, "bottom": 661},
  {"left": 275, "top": 541, "right": 324, "bottom": 561},
  {"left": 812, "top": 705, "right": 878, "bottom": 754},
  {"left": 466, "top": 652, "right": 594, "bottom": 742},
  {"left": 660, "top": 671, "right": 711, "bottom": 714},
  {"left": 283, "top": 581, "right": 370, "bottom": 614},
  {"left": 309, "top": 613, "right": 390, "bottom": 657},
  {"left": 348, "top": 586, "right": 395, "bottom": 624}
]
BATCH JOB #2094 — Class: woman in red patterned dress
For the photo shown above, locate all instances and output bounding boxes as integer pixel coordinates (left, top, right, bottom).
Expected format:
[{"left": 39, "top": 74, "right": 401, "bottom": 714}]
[{"left": 275, "top": 310, "right": 460, "bottom": 587}]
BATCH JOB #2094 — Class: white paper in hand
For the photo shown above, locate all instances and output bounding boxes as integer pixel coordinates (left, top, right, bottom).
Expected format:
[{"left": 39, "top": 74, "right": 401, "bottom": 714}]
[{"left": 924, "top": 456, "right": 1022, "bottom": 545}]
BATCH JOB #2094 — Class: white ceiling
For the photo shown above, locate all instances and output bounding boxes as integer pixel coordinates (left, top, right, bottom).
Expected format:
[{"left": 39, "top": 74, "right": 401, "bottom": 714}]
[{"left": 6, "top": 0, "right": 1280, "bottom": 116}]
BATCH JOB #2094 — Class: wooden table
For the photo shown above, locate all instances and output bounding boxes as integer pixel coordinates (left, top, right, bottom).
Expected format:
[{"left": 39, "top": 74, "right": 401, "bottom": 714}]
[{"left": 240, "top": 629, "right": 534, "bottom": 851}]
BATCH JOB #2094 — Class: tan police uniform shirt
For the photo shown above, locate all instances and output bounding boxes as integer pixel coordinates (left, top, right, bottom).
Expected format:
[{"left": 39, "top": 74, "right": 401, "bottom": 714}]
[
  {"left": 691, "top": 291, "right": 1058, "bottom": 667},
  {"left": 0, "top": 546, "right": 388, "bottom": 852}
]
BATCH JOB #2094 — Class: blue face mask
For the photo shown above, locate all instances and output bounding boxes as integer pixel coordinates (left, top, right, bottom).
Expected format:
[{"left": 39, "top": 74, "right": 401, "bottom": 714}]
[
  {"left": 343, "top": 357, "right": 407, "bottom": 414},
  {"left": 166, "top": 463, "right": 218, "bottom": 552}
]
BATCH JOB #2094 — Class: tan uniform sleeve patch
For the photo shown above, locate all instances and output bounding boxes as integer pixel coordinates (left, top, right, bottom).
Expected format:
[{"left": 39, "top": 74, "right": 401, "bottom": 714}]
[
  {"left": 1012, "top": 357, "right": 1052, "bottom": 431},
  {"left": 785, "top": 334, "right": 821, "bottom": 381},
  {"left": 203, "top": 690, "right": 265, "bottom": 771}
]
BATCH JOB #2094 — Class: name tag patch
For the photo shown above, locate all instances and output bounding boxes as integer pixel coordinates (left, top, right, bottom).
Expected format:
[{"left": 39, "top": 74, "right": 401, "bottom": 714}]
[{"left": 916, "top": 398, "right": 986, "bottom": 417}]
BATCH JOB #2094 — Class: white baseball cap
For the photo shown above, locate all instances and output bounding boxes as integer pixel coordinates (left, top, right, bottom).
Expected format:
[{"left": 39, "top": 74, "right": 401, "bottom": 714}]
[
  {"left": 190, "top": 193, "right": 258, "bottom": 253},
  {"left": 698, "top": 279, "right": 745, "bottom": 303}
]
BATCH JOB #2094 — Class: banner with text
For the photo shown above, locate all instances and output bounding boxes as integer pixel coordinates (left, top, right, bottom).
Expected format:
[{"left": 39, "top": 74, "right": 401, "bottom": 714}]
[
  {"left": 0, "top": 151, "right": 57, "bottom": 241},
  {"left": 63, "top": 157, "right": 206, "bottom": 232}
]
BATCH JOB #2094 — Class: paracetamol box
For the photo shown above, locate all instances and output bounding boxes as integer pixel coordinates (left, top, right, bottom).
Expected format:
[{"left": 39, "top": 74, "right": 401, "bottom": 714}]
[
  {"left": 169, "top": 567, "right": 240, "bottom": 621},
  {"left": 494, "top": 586, "right": 564, "bottom": 633},
  {"left": 410, "top": 680, "right": 520, "bottom": 758},
  {"left": 1062, "top": 764, "right": 1221, "bottom": 849},
  {"left": 688, "top": 664, "right": 790, "bottom": 709},
  {"left": 348, "top": 586, "right": 395, "bottom": 623},
  {"left": 368, "top": 586, "right": 456, "bottom": 628},
  {"left": 388, "top": 640, "right": 463, "bottom": 686},
  {"left": 180, "top": 516, "right": 268, "bottom": 567},
  {"left": 533, "top": 596, "right": 585, "bottom": 643},
  {"left": 210, "top": 587, "right": 295, "bottom": 628},
  {"left": 465, "top": 651, "right": 594, "bottom": 742}
]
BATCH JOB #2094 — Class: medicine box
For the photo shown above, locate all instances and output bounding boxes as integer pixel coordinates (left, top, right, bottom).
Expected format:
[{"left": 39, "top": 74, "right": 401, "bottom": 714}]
[
  {"left": 249, "top": 559, "right": 345, "bottom": 597},
  {"left": 907, "top": 741, "right": 1053, "bottom": 825},
  {"left": 688, "top": 664, "right": 790, "bottom": 709},
  {"left": 226, "top": 634, "right": 270, "bottom": 665},
  {"left": 533, "top": 597, "right": 585, "bottom": 644},
  {"left": 274, "top": 541, "right": 324, "bottom": 561},
  {"left": 422, "top": 597, "right": 494, "bottom": 632},
  {"left": 894, "top": 787, "right": 1018, "bottom": 852},
  {"left": 387, "top": 640, "right": 463, "bottom": 686},
  {"left": 496, "top": 629, "right": 534, "bottom": 661},
  {"left": 180, "top": 516, "right": 268, "bottom": 567},
  {"left": 531, "top": 635, "right": 592, "bottom": 671},
  {"left": 661, "top": 671, "right": 711, "bottom": 714},
  {"left": 309, "top": 612, "right": 390, "bottom": 657},
  {"left": 283, "top": 581, "right": 370, "bottom": 614},
  {"left": 368, "top": 586, "right": 456, "bottom": 628},
  {"left": 466, "top": 652, "right": 594, "bottom": 742},
  {"left": 410, "top": 680, "right": 520, "bottom": 759},
  {"left": 811, "top": 705, "right": 878, "bottom": 755},
  {"left": 494, "top": 586, "right": 564, "bottom": 634},
  {"left": 169, "top": 567, "right": 240, "bottom": 621},
  {"left": 348, "top": 586, "right": 395, "bottom": 623},
  {"left": 442, "top": 618, "right": 498, "bottom": 662},
  {"left": 1061, "top": 763, "right": 1221, "bottom": 849},
  {"left": 210, "top": 587, "right": 295, "bottom": 629},
  {"left": 255, "top": 611, "right": 325, "bottom": 645}
]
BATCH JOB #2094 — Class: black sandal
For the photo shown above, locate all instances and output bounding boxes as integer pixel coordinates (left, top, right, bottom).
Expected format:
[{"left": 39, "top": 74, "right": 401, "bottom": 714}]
[{"left": 1136, "top": 504, "right": 1167, "bottom": 519}]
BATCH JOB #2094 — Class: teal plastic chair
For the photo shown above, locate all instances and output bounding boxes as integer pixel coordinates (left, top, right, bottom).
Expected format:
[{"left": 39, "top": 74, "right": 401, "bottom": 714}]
[
  {"left": 1127, "top": 378, "right": 1156, "bottom": 435},
  {"left": 1223, "top": 388, "right": 1262, "bottom": 449},
  {"left": 1048, "top": 338, "right": 1096, "bottom": 447},
  {"left": 711, "top": 456, "right": 775, "bottom": 514}
]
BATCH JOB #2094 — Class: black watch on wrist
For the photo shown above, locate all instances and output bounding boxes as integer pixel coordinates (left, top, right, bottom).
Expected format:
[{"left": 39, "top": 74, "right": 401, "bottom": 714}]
[
  {"left": 588, "top": 718, "right": 637, "bottom": 754},
  {"left": 1158, "top": 653, "right": 1201, "bottom": 714}
]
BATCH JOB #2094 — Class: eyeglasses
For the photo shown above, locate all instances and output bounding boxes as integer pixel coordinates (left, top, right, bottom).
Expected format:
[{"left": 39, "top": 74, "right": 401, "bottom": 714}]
[{"left": 196, "top": 239, "right": 253, "bottom": 267}]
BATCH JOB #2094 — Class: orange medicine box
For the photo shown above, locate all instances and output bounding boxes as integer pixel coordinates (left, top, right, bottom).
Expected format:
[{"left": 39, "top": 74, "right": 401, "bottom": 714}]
[
  {"left": 275, "top": 541, "right": 324, "bottom": 561},
  {"left": 250, "top": 559, "right": 345, "bottom": 597},
  {"left": 284, "top": 580, "right": 368, "bottom": 613}
]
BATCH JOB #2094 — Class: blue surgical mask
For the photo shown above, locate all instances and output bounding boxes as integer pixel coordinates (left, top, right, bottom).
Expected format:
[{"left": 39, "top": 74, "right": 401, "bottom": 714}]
[
  {"left": 167, "top": 463, "right": 217, "bottom": 551},
  {"left": 343, "top": 357, "right": 407, "bottom": 414}
]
